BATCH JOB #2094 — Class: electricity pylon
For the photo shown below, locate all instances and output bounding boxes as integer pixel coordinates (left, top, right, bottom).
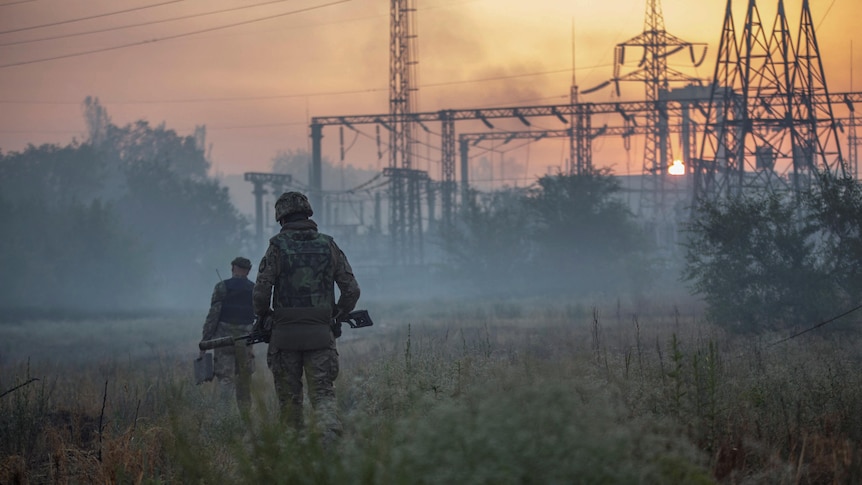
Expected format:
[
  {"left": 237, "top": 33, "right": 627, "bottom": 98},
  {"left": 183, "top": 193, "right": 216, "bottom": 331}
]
[{"left": 695, "top": 0, "right": 846, "bottom": 201}]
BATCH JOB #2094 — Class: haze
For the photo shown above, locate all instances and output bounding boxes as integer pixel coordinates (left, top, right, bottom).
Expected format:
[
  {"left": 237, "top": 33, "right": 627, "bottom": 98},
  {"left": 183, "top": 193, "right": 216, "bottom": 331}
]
[{"left": 1, "top": 0, "right": 859, "bottom": 176}]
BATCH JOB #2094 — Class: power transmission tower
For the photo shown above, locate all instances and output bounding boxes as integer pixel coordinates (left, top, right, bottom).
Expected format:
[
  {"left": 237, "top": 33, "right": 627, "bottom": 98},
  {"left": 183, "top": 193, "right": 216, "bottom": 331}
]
[
  {"left": 582, "top": 0, "right": 706, "bottom": 235},
  {"left": 695, "top": 0, "right": 846, "bottom": 201},
  {"left": 624, "top": 0, "right": 707, "bottom": 221},
  {"left": 388, "top": 0, "right": 426, "bottom": 264}
]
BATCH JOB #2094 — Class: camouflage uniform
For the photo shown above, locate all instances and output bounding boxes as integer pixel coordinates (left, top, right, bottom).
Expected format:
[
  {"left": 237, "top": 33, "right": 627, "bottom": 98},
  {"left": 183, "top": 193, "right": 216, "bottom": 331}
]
[
  {"left": 202, "top": 257, "right": 256, "bottom": 407},
  {"left": 253, "top": 192, "right": 360, "bottom": 445}
]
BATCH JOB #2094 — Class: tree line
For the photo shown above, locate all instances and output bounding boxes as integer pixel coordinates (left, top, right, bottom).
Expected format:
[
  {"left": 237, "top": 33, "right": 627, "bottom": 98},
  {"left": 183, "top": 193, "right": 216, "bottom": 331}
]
[{"left": 0, "top": 98, "right": 247, "bottom": 314}]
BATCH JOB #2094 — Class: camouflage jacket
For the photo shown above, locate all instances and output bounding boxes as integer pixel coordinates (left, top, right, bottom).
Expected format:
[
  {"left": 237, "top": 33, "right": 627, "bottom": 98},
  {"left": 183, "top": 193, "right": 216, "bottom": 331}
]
[{"left": 253, "top": 219, "right": 360, "bottom": 319}]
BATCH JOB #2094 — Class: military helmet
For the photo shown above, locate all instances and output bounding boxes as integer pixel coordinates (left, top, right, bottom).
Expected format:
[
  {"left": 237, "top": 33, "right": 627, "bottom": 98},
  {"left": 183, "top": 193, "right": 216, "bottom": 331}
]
[
  {"left": 231, "top": 257, "right": 252, "bottom": 270},
  {"left": 274, "top": 191, "right": 313, "bottom": 221}
]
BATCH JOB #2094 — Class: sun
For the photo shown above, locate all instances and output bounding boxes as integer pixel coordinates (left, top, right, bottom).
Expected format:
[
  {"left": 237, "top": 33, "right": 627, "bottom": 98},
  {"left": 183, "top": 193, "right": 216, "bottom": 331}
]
[{"left": 668, "top": 159, "right": 686, "bottom": 175}]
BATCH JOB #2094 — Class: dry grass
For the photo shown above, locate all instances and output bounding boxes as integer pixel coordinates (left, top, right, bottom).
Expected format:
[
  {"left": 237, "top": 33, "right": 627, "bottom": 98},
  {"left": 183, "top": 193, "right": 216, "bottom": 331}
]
[{"left": 1, "top": 297, "right": 860, "bottom": 484}]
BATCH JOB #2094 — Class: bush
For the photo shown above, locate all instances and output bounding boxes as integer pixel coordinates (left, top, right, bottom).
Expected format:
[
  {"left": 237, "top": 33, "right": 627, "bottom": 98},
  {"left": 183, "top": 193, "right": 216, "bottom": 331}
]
[{"left": 683, "top": 172, "right": 862, "bottom": 333}]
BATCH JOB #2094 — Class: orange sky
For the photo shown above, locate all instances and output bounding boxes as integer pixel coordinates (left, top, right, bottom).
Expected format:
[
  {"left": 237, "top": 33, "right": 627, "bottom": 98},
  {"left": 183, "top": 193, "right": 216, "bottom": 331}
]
[{"left": 0, "top": 0, "right": 859, "bottom": 178}]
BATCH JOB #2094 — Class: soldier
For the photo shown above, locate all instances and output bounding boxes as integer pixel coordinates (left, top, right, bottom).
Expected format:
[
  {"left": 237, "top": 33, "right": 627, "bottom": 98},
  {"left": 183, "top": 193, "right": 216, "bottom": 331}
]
[
  {"left": 252, "top": 191, "right": 360, "bottom": 447},
  {"left": 201, "top": 257, "right": 256, "bottom": 411}
]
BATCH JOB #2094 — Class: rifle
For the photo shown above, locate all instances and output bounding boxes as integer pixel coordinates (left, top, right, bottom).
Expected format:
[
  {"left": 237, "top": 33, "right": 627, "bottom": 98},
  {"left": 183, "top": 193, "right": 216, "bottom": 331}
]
[{"left": 198, "top": 309, "right": 374, "bottom": 351}]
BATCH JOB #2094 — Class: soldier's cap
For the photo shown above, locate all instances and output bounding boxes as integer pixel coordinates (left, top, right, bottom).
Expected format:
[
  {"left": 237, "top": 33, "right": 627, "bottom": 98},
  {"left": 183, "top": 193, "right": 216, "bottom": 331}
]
[{"left": 231, "top": 257, "right": 252, "bottom": 270}]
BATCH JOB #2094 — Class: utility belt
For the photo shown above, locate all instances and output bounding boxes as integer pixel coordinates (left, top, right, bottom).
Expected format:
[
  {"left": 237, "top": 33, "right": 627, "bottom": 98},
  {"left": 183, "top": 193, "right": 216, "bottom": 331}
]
[{"left": 269, "top": 306, "right": 333, "bottom": 351}]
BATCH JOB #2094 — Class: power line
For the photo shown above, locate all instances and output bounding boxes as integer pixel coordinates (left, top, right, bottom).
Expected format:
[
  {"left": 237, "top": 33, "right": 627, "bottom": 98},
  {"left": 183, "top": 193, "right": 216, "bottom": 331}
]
[
  {"left": 0, "top": 0, "right": 301, "bottom": 48},
  {"left": 207, "top": 120, "right": 307, "bottom": 130},
  {"left": 0, "top": 0, "right": 36, "bottom": 7},
  {"left": 768, "top": 302, "right": 862, "bottom": 346},
  {"left": 816, "top": 0, "right": 838, "bottom": 30},
  {"left": 0, "top": 0, "right": 184, "bottom": 35},
  {"left": 0, "top": 65, "right": 604, "bottom": 104},
  {"left": 0, "top": 0, "right": 351, "bottom": 69},
  {"left": 422, "top": 65, "right": 611, "bottom": 89}
]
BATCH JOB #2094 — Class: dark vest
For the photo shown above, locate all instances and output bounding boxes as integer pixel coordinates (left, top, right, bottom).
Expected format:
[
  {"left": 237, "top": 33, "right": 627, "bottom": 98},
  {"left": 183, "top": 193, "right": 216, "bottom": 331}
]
[{"left": 219, "top": 277, "right": 255, "bottom": 325}]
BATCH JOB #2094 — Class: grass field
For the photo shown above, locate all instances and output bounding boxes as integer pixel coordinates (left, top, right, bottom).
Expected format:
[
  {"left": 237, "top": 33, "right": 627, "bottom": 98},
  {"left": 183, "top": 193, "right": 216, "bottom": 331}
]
[{"left": 1, "top": 297, "right": 860, "bottom": 484}]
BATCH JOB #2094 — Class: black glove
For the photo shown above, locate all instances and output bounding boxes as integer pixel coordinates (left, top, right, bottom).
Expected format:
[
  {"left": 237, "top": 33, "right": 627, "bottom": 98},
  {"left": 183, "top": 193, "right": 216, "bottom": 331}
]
[{"left": 331, "top": 320, "right": 342, "bottom": 339}]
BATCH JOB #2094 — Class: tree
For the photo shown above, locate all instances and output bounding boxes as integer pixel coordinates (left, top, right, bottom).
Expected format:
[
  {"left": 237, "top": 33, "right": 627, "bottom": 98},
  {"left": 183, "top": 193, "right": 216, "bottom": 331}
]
[
  {"left": 527, "top": 169, "right": 651, "bottom": 295},
  {"left": 443, "top": 187, "right": 535, "bottom": 294},
  {"left": 102, "top": 120, "right": 210, "bottom": 181},
  {"left": 805, "top": 171, "right": 862, "bottom": 304},
  {"left": 83, "top": 99, "right": 246, "bottom": 306},
  {"left": 683, "top": 191, "right": 839, "bottom": 333},
  {"left": 0, "top": 142, "right": 105, "bottom": 206},
  {"left": 0, "top": 182, "right": 149, "bottom": 311},
  {"left": 443, "top": 169, "right": 650, "bottom": 297},
  {"left": 117, "top": 158, "right": 249, "bottom": 304},
  {"left": 0, "top": 99, "right": 249, "bottom": 312},
  {"left": 83, "top": 96, "right": 111, "bottom": 148}
]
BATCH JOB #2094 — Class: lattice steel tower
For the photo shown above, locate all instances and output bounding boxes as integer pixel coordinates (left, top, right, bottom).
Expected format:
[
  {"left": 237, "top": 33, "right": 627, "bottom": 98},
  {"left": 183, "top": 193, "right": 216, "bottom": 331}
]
[
  {"left": 613, "top": 0, "right": 706, "bottom": 219},
  {"left": 695, "top": 0, "right": 846, "bottom": 200},
  {"left": 388, "top": 0, "right": 424, "bottom": 264}
]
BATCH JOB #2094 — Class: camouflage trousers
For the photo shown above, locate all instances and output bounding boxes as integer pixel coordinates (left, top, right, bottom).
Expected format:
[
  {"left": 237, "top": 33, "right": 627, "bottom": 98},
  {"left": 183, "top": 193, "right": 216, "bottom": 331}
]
[
  {"left": 213, "top": 322, "right": 255, "bottom": 407},
  {"left": 267, "top": 346, "right": 342, "bottom": 444}
]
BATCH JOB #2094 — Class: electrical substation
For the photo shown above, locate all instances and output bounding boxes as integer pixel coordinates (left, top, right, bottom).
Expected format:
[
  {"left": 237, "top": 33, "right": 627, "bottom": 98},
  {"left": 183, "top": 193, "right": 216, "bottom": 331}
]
[{"left": 246, "top": 0, "right": 862, "bottom": 269}]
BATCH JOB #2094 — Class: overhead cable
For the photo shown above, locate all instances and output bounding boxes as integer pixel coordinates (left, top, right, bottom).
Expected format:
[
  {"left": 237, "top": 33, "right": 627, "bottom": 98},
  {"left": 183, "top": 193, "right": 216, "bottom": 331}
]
[
  {"left": 0, "top": 0, "right": 36, "bottom": 7},
  {"left": 0, "top": 0, "right": 299, "bottom": 47},
  {"left": 768, "top": 302, "right": 862, "bottom": 347},
  {"left": 0, "top": 0, "right": 184, "bottom": 35},
  {"left": 0, "top": 0, "right": 351, "bottom": 69}
]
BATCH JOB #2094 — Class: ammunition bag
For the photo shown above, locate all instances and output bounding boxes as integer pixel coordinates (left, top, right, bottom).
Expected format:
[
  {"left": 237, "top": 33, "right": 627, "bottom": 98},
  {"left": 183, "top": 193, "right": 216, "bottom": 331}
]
[{"left": 269, "top": 306, "right": 333, "bottom": 351}]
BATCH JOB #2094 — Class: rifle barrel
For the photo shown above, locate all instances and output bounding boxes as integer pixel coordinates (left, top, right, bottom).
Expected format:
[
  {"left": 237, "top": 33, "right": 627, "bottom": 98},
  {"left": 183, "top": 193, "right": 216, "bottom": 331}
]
[{"left": 199, "top": 335, "right": 235, "bottom": 351}]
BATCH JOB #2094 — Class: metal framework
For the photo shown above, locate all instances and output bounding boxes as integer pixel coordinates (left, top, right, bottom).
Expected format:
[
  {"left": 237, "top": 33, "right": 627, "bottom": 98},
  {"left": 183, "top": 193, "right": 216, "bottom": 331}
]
[
  {"left": 695, "top": 0, "right": 847, "bottom": 200},
  {"left": 850, "top": 111, "right": 860, "bottom": 178},
  {"left": 310, "top": 91, "right": 862, "bottom": 222},
  {"left": 243, "top": 172, "right": 293, "bottom": 252},
  {"left": 583, "top": 0, "right": 707, "bottom": 220},
  {"left": 388, "top": 0, "right": 423, "bottom": 264}
]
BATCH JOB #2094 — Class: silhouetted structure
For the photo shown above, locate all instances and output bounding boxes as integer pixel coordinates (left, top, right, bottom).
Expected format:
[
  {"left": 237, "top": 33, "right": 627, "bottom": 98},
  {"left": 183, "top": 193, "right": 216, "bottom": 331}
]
[
  {"left": 244, "top": 172, "right": 292, "bottom": 252},
  {"left": 695, "top": 0, "right": 847, "bottom": 200}
]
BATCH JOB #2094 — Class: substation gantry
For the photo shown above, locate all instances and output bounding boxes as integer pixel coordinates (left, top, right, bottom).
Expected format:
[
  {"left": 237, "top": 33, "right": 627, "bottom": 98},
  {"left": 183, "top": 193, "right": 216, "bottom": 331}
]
[
  {"left": 243, "top": 172, "right": 292, "bottom": 252},
  {"left": 308, "top": 0, "right": 861, "bottom": 265},
  {"left": 311, "top": 96, "right": 722, "bottom": 227},
  {"left": 310, "top": 90, "right": 861, "bottom": 226}
]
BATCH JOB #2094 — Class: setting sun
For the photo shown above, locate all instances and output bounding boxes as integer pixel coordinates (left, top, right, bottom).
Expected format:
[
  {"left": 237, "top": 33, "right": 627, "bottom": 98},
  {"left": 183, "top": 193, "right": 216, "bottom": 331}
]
[{"left": 668, "top": 159, "right": 685, "bottom": 175}]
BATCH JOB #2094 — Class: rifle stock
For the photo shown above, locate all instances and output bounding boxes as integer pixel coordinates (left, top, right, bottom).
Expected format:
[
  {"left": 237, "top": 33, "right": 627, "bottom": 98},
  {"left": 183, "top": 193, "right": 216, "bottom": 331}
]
[
  {"left": 341, "top": 309, "right": 373, "bottom": 328},
  {"left": 198, "top": 309, "right": 373, "bottom": 351}
]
